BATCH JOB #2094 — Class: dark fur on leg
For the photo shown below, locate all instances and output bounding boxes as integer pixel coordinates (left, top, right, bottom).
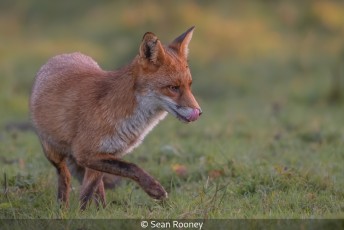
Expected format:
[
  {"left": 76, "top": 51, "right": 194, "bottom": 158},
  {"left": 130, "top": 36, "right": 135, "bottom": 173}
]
[{"left": 67, "top": 155, "right": 121, "bottom": 189}]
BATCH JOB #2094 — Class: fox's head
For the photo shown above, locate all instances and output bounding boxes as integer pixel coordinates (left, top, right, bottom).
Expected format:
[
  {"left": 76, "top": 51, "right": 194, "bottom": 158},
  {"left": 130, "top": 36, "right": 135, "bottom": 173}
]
[{"left": 135, "top": 26, "right": 202, "bottom": 123}]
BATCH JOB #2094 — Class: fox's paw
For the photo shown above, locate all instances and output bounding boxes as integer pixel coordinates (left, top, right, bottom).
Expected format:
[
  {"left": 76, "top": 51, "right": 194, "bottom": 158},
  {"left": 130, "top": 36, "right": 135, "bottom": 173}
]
[
  {"left": 147, "top": 182, "right": 168, "bottom": 200},
  {"left": 140, "top": 178, "right": 168, "bottom": 200}
]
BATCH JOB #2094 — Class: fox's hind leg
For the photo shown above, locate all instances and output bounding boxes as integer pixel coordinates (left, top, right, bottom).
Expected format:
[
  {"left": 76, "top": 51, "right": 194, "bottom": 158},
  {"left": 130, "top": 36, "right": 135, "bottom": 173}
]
[
  {"left": 94, "top": 179, "right": 106, "bottom": 209},
  {"left": 79, "top": 168, "right": 104, "bottom": 210},
  {"left": 41, "top": 139, "right": 71, "bottom": 208},
  {"left": 66, "top": 157, "right": 106, "bottom": 209}
]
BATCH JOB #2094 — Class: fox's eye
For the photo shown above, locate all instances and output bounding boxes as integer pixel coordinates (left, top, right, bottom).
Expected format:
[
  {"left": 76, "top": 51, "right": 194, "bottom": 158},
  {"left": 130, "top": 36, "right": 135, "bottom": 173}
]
[{"left": 168, "top": 85, "right": 180, "bottom": 93}]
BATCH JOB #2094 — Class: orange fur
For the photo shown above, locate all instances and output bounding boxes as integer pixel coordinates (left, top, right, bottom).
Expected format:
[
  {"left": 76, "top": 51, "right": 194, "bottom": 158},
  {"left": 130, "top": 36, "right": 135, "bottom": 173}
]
[{"left": 30, "top": 27, "right": 201, "bottom": 209}]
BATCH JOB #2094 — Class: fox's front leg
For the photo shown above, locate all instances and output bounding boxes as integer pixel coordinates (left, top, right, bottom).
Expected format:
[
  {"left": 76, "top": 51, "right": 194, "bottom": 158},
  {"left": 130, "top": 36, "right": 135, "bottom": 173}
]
[{"left": 78, "top": 153, "right": 168, "bottom": 201}]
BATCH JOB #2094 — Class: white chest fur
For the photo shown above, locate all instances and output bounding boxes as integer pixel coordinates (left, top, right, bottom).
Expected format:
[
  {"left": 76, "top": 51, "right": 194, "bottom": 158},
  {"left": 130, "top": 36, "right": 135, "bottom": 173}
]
[{"left": 98, "top": 94, "right": 167, "bottom": 156}]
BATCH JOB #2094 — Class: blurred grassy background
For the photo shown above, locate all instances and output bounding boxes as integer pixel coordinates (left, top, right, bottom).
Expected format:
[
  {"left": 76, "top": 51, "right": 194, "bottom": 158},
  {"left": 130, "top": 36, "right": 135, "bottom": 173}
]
[
  {"left": 0, "top": 0, "right": 344, "bottom": 219},
  {"left": 1, "top": 0, "right": 343, "bottom": 122}
]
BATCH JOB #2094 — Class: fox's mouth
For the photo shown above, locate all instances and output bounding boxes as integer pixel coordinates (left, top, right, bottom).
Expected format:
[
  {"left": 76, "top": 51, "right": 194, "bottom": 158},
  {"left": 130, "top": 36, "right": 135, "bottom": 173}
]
[
  {"left": 172, "top": 108, "right": 192, "bottom": 123},
  {"left": 169, "top": 106, "right": 201, "bottom": 123},
  {"left": 158, "top": 96, "right": 201, "bottom": 123}
]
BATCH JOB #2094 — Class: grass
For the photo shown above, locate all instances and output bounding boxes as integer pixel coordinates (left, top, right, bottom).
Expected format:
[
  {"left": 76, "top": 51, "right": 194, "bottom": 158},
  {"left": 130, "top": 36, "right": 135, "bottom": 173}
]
[
  {"left": 1, "top": 99, "right": 343, "bottom": 219},
  {"left": 1, "top": 0, "right": 344, "bottom": 222}
]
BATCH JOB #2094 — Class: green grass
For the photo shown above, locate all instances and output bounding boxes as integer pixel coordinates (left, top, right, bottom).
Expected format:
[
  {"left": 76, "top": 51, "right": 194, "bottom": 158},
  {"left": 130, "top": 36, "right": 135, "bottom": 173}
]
[
  {"left": 1, "top": 0, "right": 344, "bottom": 221},
  {"left": 1, "top": 100, "right": 343, "bottom": 219}
]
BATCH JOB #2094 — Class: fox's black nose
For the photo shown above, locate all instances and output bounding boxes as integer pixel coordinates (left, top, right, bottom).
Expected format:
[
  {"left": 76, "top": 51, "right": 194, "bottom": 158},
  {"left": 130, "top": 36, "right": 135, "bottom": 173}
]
[{"left": 198, "top": 108, "right": 203, "bottom": 116}]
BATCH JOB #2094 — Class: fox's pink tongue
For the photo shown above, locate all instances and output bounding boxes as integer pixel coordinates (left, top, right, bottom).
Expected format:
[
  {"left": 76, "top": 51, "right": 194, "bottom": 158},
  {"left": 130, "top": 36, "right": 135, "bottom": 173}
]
[{"left": 187, "top": 108, "right": 201, "bottom": 122}]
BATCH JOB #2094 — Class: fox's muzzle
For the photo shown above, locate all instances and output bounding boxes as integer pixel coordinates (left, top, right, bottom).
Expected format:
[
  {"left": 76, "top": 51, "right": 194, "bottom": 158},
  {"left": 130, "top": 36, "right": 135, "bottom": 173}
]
[{"left": 187, "top": 108, "right": 202, "bottom": 122}]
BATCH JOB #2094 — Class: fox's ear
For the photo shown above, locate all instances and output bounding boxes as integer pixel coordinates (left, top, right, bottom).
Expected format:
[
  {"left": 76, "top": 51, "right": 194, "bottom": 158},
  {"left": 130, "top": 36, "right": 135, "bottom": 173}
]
[
  {"left": 139, "top": 32, "right": 165, "bottom": 66},
  {"left": 169, "top": 26, "right": 195, "bottom": 59}
]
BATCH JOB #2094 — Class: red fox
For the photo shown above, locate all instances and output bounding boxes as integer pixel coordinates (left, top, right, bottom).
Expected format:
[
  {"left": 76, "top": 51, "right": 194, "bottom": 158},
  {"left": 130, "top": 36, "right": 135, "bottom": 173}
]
[{"left": 30, "top": 27, "right": 202, "bottom": 210}]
